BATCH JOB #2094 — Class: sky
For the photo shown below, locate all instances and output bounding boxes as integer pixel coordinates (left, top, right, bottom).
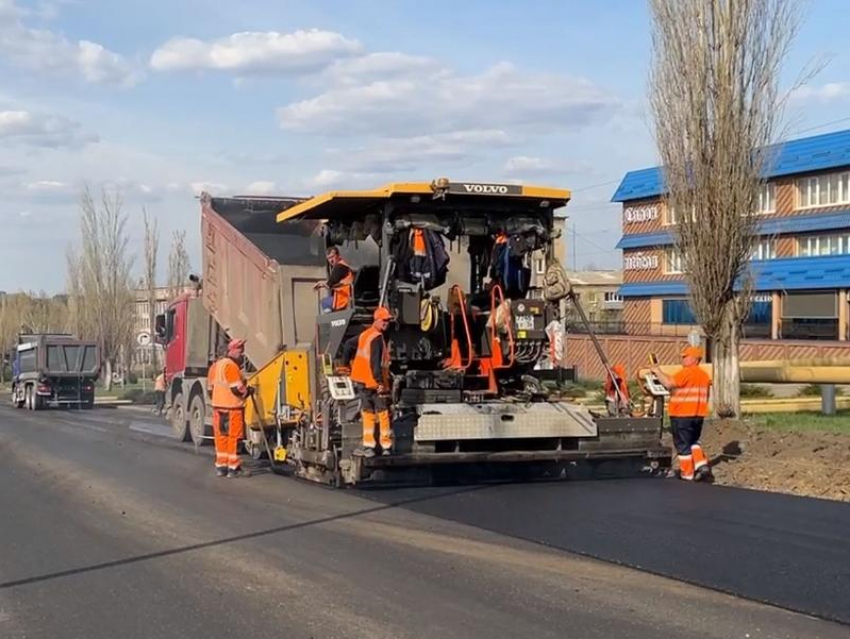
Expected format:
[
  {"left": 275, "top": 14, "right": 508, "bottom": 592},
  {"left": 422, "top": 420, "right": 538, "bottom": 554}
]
[{"left": 2, "top": 0, "right": 850, "bottom": 292}]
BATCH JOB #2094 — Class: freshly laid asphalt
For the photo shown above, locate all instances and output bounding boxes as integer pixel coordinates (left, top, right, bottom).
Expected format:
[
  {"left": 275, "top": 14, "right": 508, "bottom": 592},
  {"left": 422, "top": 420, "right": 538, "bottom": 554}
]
[{"left": 0, "top": 404, "right": 848, "bottom": 638}]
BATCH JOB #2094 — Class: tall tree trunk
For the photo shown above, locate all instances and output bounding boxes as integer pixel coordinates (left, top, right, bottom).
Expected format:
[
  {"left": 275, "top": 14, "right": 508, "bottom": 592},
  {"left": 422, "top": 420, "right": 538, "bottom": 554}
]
[
  {"left": 711, "top": 301, "right": 741, "bottom": 418},
  {"left": 104, "top": 358, "right": 113, "bottom": 392}
]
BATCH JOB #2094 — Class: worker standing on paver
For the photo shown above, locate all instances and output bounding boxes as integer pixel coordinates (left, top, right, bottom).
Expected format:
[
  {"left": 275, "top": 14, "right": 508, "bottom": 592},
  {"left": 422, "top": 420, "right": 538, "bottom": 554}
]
[
  {"left": 652, "top": 346, "right": 713, "bottom": 482},
  {"left": 209, "top": 339, "right": 252, "bottom": 478},
  {"left": 349, "top": 307, "right": 393, "bottom": 457},
  {"left": 314, "top": 246, "right": 355, "bottom": 313}
]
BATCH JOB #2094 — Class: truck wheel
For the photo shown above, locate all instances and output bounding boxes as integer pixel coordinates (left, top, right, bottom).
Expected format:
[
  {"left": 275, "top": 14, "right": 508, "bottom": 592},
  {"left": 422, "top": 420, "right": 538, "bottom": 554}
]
[
  {"left": 171, "top": 392, "right": 190, "bottom": 442},
  {"left": 188, "top": 393, "right": 209, "bottom": 446},
  {"left": 25, "top": 386, "right": 33, "bottom": 410},
  {"left": 33, "top": 393, "right": 43, "bottom": 411}
]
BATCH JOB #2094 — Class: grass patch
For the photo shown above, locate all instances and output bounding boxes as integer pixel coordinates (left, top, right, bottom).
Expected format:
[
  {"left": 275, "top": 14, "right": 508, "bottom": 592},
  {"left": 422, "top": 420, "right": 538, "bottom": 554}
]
[
  {"left": 796, "top": 383, "right": 844, "bottom": 397},
  {"left": 739, "top": 383, "right": 774, "bottom": 398},
  {"left": 743, "top": 410, "right": 850, "bottom": 434}
]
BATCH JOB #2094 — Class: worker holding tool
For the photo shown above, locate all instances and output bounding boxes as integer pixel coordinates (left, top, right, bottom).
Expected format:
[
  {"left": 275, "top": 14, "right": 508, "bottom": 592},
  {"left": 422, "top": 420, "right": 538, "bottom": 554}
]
[
  {"left": 314, "top": 246, "right": 354, "bottom": 313},
  {"left": 348, "top": 306, "right": 393, "bottom": 457},
  {"left": 208, "top": 338, "right": 252, "bottom": 478},
  {"left": 651, "top": 346, "right": 713, "bottom": 482}
]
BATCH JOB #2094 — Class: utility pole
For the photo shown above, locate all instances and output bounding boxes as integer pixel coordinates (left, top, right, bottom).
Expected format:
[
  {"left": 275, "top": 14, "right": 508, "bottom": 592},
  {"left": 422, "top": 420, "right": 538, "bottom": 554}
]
[{"left": 572, "top": 222, "right": 577, "bottom": 271}]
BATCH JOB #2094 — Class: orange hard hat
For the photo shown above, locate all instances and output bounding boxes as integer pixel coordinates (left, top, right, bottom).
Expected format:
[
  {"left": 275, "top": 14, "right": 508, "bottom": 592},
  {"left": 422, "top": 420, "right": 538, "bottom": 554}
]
[
  {"left": 228, "top": 338, "right": 246, "bottom": 352},
  {"left": 373, "top": 307, "right": 393, "bottom": 321},
  {"left": 681, "top": 345, "right": 704, "bottom": 359}
]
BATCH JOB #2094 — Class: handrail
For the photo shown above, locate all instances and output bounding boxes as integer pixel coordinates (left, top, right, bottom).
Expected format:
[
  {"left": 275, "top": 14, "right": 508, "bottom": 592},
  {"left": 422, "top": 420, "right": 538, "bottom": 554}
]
[
  {"left": 448, "top": 285, "right": 475, "bottom": 370},
  {"left": 489, "top": 284, "right": 515, "bottom": 368}
]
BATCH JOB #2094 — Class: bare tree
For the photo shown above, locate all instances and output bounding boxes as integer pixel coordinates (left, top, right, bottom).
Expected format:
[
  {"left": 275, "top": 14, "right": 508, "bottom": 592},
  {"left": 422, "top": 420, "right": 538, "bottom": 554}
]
[
  {"left": 648, "top": 0, "right": 804, "bottom": 416},
  {"left": 167, "top": 229, "right": 191, "bottom": 299},
  {"left": 67, "top": 185, "right": 136, "bottom": 391},
  {"left": 143, "top": 208, "right": 160, "bottom": 370},
  {"left": 0, "top": 293, "right": 27, "bottom": 383}
]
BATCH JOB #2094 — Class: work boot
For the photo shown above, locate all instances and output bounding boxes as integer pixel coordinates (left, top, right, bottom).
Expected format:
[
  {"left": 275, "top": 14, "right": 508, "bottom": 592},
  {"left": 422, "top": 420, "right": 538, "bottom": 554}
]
[
  {"left": 381, "top": 448, "right": 392, "bottom": 456},
  {"left": 215, "top": 467, "right": 228, "bottom": 477},
  {"left": 361, "top": 448, "right": 376, "bottom": 458},
  {"left": 695, "top": 465, "right": 714, "bottom": 483},
  {"left": 227, "top": 467, "right": 251, "bottom": 478}
]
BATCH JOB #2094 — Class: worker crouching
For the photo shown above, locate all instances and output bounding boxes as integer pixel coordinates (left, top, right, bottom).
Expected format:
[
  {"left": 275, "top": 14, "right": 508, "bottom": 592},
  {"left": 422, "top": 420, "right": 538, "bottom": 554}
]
[
  {"left": 209, "top": 339, "right": 253, "bottom": 478},
  {"left": 652, "top": 346, "right": 713, "bottom": 482},
  {"left": 349, "top": 307, "right": 393, "bottom": 457}
]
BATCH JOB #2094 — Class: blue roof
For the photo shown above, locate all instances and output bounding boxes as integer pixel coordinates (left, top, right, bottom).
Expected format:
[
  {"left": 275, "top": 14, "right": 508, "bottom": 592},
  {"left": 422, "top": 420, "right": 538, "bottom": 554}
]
[
  {"left": 751, "top": 254, "right": 850, "bottom": 291},
  {"left": 621, "top": 255, "right": 850, "bottom": 297},
  {"left": 616, "top": 232, "right": 674, "bottom": 250},
  {"left": 760, "top": 210, "right": 850, "bottom": 235},
  {"left": 619, "top": 282, "right": 689, "bottom": 297},
  {"left": 612, "top": 128, "right": 850, "bottom": 202},
  {"left": 616, "top": 210, "right": 850, "bottom": 250}
]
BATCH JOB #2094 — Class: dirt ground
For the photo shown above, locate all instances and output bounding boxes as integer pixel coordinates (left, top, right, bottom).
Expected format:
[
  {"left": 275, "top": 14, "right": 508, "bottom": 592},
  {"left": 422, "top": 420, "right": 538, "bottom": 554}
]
[{"left": 667, "top": 420, "right": 850, "bottom": 502}]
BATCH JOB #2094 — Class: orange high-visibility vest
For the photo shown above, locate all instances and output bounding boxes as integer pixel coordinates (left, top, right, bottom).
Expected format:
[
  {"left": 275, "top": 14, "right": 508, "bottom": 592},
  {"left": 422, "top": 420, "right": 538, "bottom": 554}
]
[
  {"left": 668, "top": 366, "right": 711, "bottom": 417},
  {"left": 332, "top": 259, "right": 355, "bottom": 311},
  {"left": 350, "top": 327, "right": 389, "bottom": 389},
  {"left": 412, "top": 229, "right": 427, "bottom": 256},
  {"left": 210, "top": 357, "right": 246, "bottom": 409}
]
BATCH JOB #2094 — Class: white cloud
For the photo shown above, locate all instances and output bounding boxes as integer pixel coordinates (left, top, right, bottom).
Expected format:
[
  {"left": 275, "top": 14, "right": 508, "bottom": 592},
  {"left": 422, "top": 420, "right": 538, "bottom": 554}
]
[
  {"left": 242, "top": 181, "right": 279, "bottom": 195},
  {"left": 190, "top": 181, "right": 229, "bottom": 195},
  {"left": 0, "top": 0, "right": 140, "bottom": 86},
  {"left": 0, "top": 110, "right": 98, "bottom": 148},
  {"left": 278, "top": 61, "right": 620, "bottom": 136},
  {"left": 303, "top": 169, "right": 384, "bottom": 192},
  {"left": 503, "top": 155, "right": 590, "bottom": 179},
  {"left": 150, "top": 30, "right": 362, "bottom": 74},
  {"left": 790, "top": 82, "right": 850, "bottom": 104},
  {"left": 331, "top": 129, "right": 516, "bottom": 173},
  {"left": 18, "top": 179, "right": 77, "bottom": 203},
  {"left": 321, "top": 52, "right": 440, "bottom": 86}
]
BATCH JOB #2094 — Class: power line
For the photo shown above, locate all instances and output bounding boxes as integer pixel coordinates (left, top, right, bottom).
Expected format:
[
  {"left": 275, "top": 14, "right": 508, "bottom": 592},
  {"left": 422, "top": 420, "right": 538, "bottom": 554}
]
[{"left": 790, "top": 116, "right": 850, "bottom": 136}]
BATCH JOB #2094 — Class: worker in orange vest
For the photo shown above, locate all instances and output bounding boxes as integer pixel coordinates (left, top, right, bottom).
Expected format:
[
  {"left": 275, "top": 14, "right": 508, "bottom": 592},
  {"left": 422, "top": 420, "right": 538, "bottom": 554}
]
[
  {"left": 652, "top": 345, "right": 713, "bottom": 482},
  {"left": 153, "top": 368, "right": 167, "bottom": 416},
  {"left": 604, "top": 363, "right": 630, "bottom": 416},
  {"left": 208, "top": 339, "right": 252, "bottom": 478},
  {"left": 315, "top": 246, "right": 355, "bottom": 313},
  {"left": 348, "top": 306, "right": 393, "bottom": 456}
]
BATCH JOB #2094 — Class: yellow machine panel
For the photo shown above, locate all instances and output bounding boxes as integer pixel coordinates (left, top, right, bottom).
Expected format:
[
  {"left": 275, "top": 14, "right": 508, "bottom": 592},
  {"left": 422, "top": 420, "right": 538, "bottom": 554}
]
[
  {"left": 244, "top": 352, "right": 286, "bottom": 431},
  {"left": 284, "top": 349, "right": 311, "bottom": 410}
]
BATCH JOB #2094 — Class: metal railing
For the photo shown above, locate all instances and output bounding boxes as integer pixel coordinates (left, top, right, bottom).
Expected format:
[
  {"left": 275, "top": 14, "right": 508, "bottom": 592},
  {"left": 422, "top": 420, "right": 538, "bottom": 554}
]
[{"left": 564, "top": 321, "right": 775, "bottom": 340}]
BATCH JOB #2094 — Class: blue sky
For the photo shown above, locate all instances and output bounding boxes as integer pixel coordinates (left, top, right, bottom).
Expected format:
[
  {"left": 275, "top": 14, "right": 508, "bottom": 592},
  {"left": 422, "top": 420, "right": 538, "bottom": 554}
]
[{"left": 2, "top": 0, "right": 850, "bottom": 292}]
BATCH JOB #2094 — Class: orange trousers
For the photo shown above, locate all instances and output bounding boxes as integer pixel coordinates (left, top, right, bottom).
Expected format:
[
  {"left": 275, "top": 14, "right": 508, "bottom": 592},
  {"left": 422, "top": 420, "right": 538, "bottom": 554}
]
[{"left": 213, "top": 408, "right": 244, "bottom": 471}]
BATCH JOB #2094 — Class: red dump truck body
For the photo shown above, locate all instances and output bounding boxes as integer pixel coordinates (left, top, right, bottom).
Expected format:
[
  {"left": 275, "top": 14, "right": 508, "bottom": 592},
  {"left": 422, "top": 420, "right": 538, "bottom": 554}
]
[{"left": 158, "top": 194, "right": 327, "bottom": 443}]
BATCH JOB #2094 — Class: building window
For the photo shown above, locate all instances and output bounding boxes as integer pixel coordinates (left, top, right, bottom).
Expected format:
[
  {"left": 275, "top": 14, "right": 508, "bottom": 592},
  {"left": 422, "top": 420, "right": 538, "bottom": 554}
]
[
  {"left": 751, "top": 238, "right": 776, "bottom": 260},
  {"left": 796, "top": 233, "right": 850, "bottom": 257},
  {"left": 756, "top": 183, "right": 776, "bottom": 214},
  {"left": 664, "top": 203, "right": 695, "bottom": 225},
  {"left": 662, "top": 299, "right": 697, "bottom": 324},
  {"left": 603, "top": 291, "right": 622, "bottom": 303},
  {"left": 797, "top": 172, "right": 850, "bottom": 209},
  {"left": 664, "top": 247, "right": 685, "bottom": 274}
]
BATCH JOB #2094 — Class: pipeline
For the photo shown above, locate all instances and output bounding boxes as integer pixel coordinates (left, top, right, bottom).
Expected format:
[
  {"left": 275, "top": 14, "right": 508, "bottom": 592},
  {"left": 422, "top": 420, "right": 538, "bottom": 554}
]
[{"left": 639, "top": 358, "right": 850, "bottom": 384}]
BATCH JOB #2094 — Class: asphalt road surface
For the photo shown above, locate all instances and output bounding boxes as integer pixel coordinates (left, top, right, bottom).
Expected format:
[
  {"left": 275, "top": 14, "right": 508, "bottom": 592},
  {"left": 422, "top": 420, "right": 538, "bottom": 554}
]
[{"left": 1, "top": 405, "right": 848, "bottom": 639}]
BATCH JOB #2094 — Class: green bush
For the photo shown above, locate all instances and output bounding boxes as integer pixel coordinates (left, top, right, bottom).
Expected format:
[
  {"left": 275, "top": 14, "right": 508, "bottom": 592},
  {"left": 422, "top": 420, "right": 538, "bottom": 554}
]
[
  {"left": 797, "top": 384, "right": 843, "bottom": 397},
  {"left": 739, "top": 384, "right": 774, "bottom": 398},
  {"left": 122, "top": 388, "right": 157, "bottom": 404}
]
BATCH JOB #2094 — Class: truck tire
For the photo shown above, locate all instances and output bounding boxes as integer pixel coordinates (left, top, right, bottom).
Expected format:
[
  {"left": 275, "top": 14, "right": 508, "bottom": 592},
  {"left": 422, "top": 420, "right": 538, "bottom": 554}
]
[
  {"left": 13, "top": 387, "right": 23, "bottom": 409},
  {"left": 33, "top": 392, "right": 43, "bottom": 411},
  {"left": 188, "top": 393, "right": 209, "bottom": 446},
  {"left": 171, "top": 392, "right": 190, "bottom": 442},
  {"left": 25, "top": 386, "right": 33, "bottom": 410}
]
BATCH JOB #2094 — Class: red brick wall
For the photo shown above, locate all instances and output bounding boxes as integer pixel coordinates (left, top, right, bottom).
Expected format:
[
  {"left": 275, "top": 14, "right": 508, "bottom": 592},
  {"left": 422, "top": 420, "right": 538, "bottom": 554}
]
[
  {"left": 566, "top": 333, "right": 850, "bottom": 380},
  {"left": 623, "top": 299, "right": 651, "bottom": 325}
]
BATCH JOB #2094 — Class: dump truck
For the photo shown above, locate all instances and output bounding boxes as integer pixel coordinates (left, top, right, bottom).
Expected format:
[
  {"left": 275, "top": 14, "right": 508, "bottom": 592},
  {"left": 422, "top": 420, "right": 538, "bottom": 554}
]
[
  {"left": 159, "top": 182, "right": 670, "bottom": 485},
  {"left": 10, "top": 333, "right": 100, "bottom": 410}
]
